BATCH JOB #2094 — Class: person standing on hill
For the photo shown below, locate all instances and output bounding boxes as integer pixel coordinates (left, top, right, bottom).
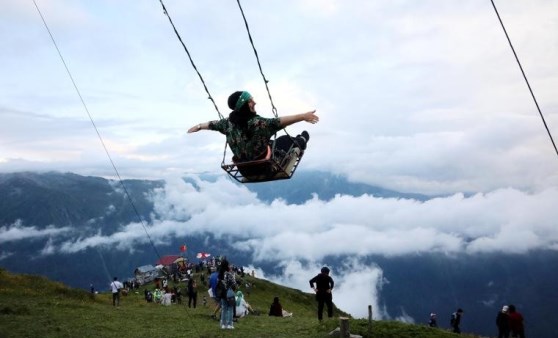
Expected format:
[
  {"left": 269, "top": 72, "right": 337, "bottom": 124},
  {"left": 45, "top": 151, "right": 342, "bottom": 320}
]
[
  {"left": 218, "top": 259, "right": 236, "bottom": 330},
  {"left": 209, "top": 267, "right": 220, "bottom": 319},
  {"left": 309, "top": 266, "right": 334, "bottom": 322},
  {"left": 110, "top": 277, "right": 123, "bottom": 307},
  {"left": 508, "top": 304, "right": 525, "bottom": 338},
  {"left": 496, "top": 305, "right": 510, "bottom": 338},
  {"left": 450, "top": 308, "right": 464, "bottom": 334},
  {"left": 187, "top": 278, "right": 198, "bottom": 308},
  {"left": 428, "top": 313, "right": 438, "bottom": 327}
]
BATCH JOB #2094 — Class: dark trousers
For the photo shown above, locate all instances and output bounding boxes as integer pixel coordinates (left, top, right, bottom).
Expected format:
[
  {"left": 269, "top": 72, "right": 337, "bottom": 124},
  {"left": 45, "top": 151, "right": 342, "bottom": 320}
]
[
  {"left": 498, "top": 328, "right": 510, "bottom": 338},
  {"left": 188, "top": 292, "right": 197, "bottom": 308},
  {"left": 112, "top": 292, "right": 120, "bottom": 306},
  {"left": 316, "top": 292, "right": 333, "bottom": 320},
  {"left": 273, "top": 135, "right": 306, "bottom": 154}
]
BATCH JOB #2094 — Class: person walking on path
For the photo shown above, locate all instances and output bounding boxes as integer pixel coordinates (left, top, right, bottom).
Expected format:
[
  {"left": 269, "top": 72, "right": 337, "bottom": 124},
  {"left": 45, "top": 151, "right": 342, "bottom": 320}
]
[
  {"left": 110, "top": 277, "right": 123, "bottom": 307},
  {"left": 309, "top": 266, "right": 334, "bottom": 322}
]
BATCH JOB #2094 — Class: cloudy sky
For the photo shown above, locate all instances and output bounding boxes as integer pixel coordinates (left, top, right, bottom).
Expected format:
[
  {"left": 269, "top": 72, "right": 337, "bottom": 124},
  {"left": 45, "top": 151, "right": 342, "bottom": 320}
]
[{"left": 2, "top": 0, "right": 558, "bottom": 319}]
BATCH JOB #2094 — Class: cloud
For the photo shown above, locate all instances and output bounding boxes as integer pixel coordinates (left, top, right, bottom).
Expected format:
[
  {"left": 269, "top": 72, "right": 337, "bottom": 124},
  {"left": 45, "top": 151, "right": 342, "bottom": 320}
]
[
  {"left": 0, "top": 251, "right": 14, "bottom": 261},
  {"left": 0, "top": 220, "right": 72, "bottom": 244},
  {"left": 40, "top": 237, "right": 57, "bottom": 256},
  {"left": 43, "top": 177, "right": 558, "bottom": 258},
  {"left": 253, "top": 258, "right": 386, "bottom": 319}
]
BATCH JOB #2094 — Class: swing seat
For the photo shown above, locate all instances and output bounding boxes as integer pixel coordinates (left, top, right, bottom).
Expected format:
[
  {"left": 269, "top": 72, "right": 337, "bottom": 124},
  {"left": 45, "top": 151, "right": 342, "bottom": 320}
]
[{"left": 221, "top": 145, "right": 303, "bottom": 183}]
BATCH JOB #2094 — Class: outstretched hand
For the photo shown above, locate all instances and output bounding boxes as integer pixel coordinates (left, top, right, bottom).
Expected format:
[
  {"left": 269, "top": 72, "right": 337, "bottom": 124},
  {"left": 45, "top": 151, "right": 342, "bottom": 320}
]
[
  {"left": 187, "top": 124, "right": 201, "bottom": 133},
  {"left": 303, "top": 110, "right": 319, "bottom": 124}
]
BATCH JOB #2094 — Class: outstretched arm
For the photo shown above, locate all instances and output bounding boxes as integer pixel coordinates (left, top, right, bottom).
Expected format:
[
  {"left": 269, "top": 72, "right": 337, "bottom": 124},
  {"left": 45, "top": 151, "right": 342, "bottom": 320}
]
[
  {"left": 187, "top": 122, "right": 210, "bottom": 133},
  {"left": 279, "top": 110, "right": 319, "bottom": 128}
]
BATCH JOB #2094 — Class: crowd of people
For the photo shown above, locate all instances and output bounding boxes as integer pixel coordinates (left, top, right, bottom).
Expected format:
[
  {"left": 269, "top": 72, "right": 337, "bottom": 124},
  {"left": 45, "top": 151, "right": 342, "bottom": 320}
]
[
  {"left": 107, "top": 260, "right": 526, "bottom": 337},
  {"left": 107, "top": 262, "right": 336, "bottom": 329}
]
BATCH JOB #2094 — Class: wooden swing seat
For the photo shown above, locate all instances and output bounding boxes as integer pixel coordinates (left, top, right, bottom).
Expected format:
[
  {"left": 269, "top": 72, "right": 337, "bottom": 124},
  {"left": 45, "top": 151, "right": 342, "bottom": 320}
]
[{"left": 221, "top": 145, "right": 303, "bottom": 183}]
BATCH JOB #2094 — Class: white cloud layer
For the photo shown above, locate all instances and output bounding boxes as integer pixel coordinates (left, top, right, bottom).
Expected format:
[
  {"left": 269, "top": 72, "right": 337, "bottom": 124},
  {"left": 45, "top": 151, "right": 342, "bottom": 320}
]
[
  {"left": 258, "top": 259, "right": 386, "bottom": 319},
  {"left": 0, "top": 220, "right": 72, "bottom": 244},
  {"left": 2, "top": 176, "right": 557, "bottom": 317},
  {"left": 12, "top": 177, "right": 553, "bottom": 258}
]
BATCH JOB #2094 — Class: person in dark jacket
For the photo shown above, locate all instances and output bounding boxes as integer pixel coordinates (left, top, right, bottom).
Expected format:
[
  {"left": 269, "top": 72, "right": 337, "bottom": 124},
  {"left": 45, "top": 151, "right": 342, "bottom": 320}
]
[
  {"left": 268, "top": 296, "right": 292, "bottom": 317},
  {"left": 496, "top": 305, "right": 510, "bottom": 338},
  {"left": 309, "top": 266, "right": 335, "bottom": 321},
  {"left": 428, "top": 313, "right": 438, "bottom": 327},
  {"left": 188, "top": 91, "right": 318, "bottom": 162},
  {"left": 187, "top": 278, "right": 197, "bottom": 308},
  {"left": 450, "top": 308, "right": 464, "bottom": 334}
]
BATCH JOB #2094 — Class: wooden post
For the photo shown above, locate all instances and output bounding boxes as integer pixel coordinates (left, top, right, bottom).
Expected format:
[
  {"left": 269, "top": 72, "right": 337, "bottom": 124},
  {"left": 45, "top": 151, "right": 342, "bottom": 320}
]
[
  {"left": 339, "top": 317, "right": 350, "bottom": 338},
  {"left": 368, "top": 305, "right": 373, "bottom": 336}
]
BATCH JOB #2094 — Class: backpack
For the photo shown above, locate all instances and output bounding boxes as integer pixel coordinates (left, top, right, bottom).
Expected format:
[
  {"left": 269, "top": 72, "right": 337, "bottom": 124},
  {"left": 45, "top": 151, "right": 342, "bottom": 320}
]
[
  {"left": 215, "top": 279, "right": 227, "bottom": 300},
  {"left": 450, "top": 313, "right": 457, "bottom": 326}
]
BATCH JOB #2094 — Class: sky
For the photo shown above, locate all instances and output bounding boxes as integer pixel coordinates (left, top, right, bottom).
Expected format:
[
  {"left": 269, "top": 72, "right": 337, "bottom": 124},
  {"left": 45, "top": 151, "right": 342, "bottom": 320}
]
[{"left": 2, "top": 0, "right": 558, "bottom": 320}]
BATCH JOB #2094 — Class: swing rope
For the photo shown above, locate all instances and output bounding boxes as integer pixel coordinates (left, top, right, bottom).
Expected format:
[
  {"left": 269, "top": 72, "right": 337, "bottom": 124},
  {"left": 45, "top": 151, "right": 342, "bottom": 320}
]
[
  {"left": 235, "top": 0, "right": 305, "bottom": 161},
  {"left": 158, "top": 0, "right": 224, "bottom": 120},
  {"left": 32, "top": 0, "right": 163, "bottom": 273},
  {"left": 159, "top": 0, "right": 301, "bottom": 171},
  {"left": 490, "top": 0, "right": 558, "bottom": 160},
  {"left": 156, "top": 0, "right": 230, "bottom": 166},
  {"left": 235, "top": 0, "right": 279, "bottom": 119}
]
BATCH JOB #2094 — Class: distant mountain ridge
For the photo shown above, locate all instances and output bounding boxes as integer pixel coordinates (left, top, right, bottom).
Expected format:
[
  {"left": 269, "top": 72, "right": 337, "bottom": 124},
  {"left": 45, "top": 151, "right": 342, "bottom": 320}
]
[
  {"left": 0, "top": 171, "right": 556, "bottom": 338},
  {"left": 0, "top": 171, "right": 161, "bottom": 230},
  {"left": 0, "top": 171, "right": 427, "bottom": 229}
]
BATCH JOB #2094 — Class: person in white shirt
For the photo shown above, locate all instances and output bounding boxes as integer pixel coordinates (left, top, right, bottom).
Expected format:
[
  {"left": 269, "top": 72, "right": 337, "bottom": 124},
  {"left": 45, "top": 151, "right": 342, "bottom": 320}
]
[{"left": 110, "top": 277, "right": 124, "bottom": 307}]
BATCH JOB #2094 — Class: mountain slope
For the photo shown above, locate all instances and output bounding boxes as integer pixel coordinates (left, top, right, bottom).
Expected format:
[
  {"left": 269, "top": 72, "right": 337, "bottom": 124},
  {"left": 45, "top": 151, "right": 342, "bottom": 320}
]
[{"left": 0, "top": 268, "right": 480, "bottom": 338}]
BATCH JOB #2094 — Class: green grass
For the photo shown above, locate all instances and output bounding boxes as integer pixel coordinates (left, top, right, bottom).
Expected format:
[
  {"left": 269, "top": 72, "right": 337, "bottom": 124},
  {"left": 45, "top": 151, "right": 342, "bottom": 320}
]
[{"left": 0, "top": 269, "right": 481, "bottom": 338}]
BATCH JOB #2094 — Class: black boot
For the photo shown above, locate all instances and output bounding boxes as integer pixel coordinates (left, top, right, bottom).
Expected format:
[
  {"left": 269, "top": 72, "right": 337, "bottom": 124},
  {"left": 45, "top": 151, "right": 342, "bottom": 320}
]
[{"left": 296, "top": 131, "right": 310, "bottom": 150}]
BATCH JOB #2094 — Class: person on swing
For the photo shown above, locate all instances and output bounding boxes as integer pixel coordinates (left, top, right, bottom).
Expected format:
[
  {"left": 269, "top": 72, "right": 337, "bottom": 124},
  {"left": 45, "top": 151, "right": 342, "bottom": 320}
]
[{"left": 187, "top": 91, "right": 319, "bottom": 164}]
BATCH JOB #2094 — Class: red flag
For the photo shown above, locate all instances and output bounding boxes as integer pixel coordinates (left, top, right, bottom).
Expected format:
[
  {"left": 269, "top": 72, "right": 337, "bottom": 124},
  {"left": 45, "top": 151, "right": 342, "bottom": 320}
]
[{"left": 179, "top": 244, "right": 187, "bottom": 252}]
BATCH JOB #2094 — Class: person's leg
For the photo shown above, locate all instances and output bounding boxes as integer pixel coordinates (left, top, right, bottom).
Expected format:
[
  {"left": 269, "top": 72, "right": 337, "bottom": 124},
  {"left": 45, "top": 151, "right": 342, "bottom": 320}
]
[
  {"left": 213, "top": 298, "right": 221, "bottom": 317},
  {"left": 317, "top": 296, "right": 325, "bottom": 321},
  {"left": 274, "top": 132, "right": 309, "bottom": 154},
  {"left": 112, "top": 293, "right": 116, "bottom": 306},
  {"left": 228, "top": 304, "right": 234, "bottom": 327},
  {"left": 326, "top": 294, "right": 333, "bottom": 318},
  {"left": 220, "top": 299, "right": 227, "bottom": 328}
]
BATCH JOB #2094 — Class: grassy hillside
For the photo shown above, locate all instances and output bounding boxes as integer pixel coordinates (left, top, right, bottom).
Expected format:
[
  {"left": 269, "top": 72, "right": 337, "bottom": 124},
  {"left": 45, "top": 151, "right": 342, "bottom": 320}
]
[{"left": 0, "top": 269, "right": 481, "bottom": 338}]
